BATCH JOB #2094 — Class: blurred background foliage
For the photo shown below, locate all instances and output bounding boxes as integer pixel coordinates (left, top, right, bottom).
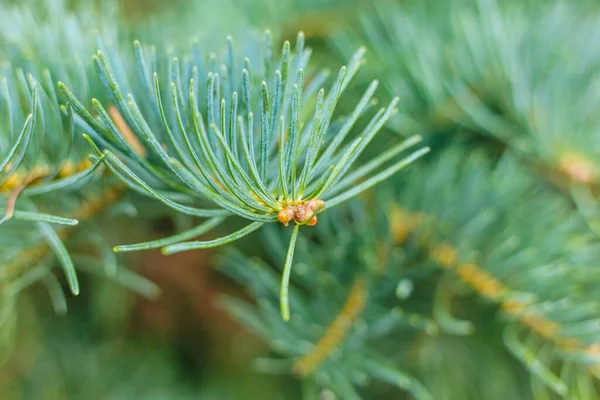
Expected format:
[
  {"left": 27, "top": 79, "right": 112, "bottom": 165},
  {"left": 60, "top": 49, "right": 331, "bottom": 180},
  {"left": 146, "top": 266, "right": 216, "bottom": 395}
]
[{"left": 2, "top": 0, "right": 600, "bottom": 399}]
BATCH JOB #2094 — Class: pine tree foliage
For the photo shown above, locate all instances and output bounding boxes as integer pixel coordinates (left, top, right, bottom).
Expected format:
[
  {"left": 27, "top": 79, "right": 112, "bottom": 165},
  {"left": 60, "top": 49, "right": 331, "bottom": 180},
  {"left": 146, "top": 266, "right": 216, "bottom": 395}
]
[
  {"left": 221, "top": 150, "right": 600, "bottom": 399},
  {"left": 0, "top": 0, "right": 160, "bottom": 361},
  {"left": 61, "top": 31, "right": 427, "bottom": 320},
  {"left": 334, "top": 0, "right": 600, "bottom": 188},
  {"left": 219, "top": 207, "right": 437, "bottom": 400},
  {"left": 2, "top": 0, "right": 600, "bottom": 398}
]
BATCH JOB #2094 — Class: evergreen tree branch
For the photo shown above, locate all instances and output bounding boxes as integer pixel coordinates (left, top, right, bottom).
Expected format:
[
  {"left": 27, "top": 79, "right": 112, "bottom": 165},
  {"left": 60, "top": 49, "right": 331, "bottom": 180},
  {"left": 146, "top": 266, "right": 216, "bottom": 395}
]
[
  {"left": 293, "top": 277, "right": 367, "bottom": 376},
  {"left": 65, "top": 32, "right": 427, "bottom": 320}
]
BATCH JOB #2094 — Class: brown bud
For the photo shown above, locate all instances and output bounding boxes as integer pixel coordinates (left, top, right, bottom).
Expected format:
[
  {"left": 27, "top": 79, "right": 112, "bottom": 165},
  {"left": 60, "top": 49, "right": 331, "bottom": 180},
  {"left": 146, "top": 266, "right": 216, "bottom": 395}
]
[
  {"left": 277, "top": 206, "right": 295, "bottom": 226},
  {"left": 307, "top": 199, "right": 325, "bottom": 211},
  {"left": 293, "top": 203, "right": 312, "bottom": 224},
  {"left": 306, "top": 215, "right": 318, "bottom": 226}
]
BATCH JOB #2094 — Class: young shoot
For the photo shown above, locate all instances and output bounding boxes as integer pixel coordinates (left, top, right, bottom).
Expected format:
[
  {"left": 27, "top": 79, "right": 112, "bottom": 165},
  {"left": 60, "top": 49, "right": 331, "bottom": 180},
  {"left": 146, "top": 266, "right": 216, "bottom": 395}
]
[{"left": 62, "top": 31, "right": 429, "bottom": 321}]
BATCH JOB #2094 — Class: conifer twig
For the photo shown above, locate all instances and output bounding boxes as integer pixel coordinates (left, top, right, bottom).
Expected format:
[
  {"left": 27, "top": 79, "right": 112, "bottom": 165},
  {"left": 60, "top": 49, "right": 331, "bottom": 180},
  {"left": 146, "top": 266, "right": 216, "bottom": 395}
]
[
  {"left": 63, "top": 32, "right": 428, "bottom": 320},
  {"left": 394, "top": 207, "right": 600, "bottom": 382},
  {"left": 293, "top": 277, "right": 367, "bottom": 376}
]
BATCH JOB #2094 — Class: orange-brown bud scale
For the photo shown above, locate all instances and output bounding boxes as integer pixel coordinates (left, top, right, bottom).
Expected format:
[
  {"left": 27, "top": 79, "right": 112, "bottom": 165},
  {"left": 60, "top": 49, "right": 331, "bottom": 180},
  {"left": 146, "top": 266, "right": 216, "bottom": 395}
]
[
  {"left": 306, "top": 215, "right": 318, "bottom": 226},
  {"left": 277, "top": 199, "right": 326, "bottom": 226},
  {"left": 277, "top": 206, "right": 296, "bottom": 226},
  {"left": 293, "top": 203, "right": 312, "bottom": 224},
  {"left": 306, "top": 199, "right": 325, "bottom": 211}
]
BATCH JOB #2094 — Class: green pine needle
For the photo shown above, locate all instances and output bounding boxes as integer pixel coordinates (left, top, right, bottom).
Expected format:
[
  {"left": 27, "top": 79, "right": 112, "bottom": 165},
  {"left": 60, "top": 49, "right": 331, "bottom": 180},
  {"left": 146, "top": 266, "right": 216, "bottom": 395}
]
[
  {"left": 3, "top": 210, "right": 79, "bottom": 226},
  {"left": 162, "top": 221, "right": 266, "bottom": 254}
]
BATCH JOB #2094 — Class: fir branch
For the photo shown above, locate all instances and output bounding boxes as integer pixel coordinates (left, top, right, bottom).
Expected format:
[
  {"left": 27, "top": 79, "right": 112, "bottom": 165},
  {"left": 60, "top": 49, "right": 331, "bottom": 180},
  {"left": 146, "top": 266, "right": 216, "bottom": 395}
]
[
  {"left": 335, "top": 0, "right": 600, "bottom": 201},
  {"left": 65, "top": 31, "right": 428, "bottom": 320},
  {"left": 0, "top": 61, "right": 112, "bottom": 305},
  {"left": 430, "top": 240, "right": 586, "bottom": 359},
  {"left": 0, "top": 60, "right": 150, "bottom": 321},
  {"left": 387, "top": 149, "right": 600, "bottom": 393},
  {"left": 218, "top": 147, "right": 600, "bottom": 397}
]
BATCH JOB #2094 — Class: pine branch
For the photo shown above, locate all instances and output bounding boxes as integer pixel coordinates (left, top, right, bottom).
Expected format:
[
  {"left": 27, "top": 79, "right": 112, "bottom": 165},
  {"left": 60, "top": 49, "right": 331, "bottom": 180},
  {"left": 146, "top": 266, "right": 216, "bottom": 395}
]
[
  {"left": 63, "top": 31, "right": 428, "bottom": 321},
  {"left": 0, "top": 53, "right": 155, "bottom": 337},
  {"left": 389, "top": 148, "right": 600, "bottom": 396},
  {"left": 217, "top": 146, "right": 600, "bottom": 398},
  {"left": 334, "top": 0, "right": 600, "bottom": 204}
]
